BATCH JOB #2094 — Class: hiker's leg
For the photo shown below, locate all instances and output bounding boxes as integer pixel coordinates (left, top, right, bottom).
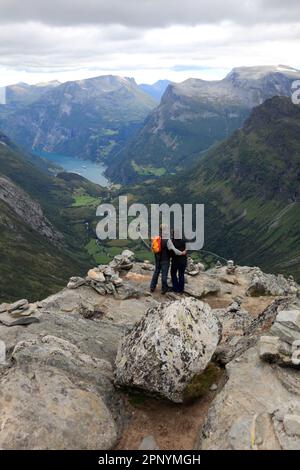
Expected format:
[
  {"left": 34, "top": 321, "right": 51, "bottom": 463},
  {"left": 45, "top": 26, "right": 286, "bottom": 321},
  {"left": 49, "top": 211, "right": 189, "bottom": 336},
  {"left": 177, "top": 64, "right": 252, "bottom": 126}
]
[
  {"left": 150, "top": 256, "right": 161, "bottom": 291},
  {"left": 171, "top": 261, "right": 179, "bottom": 292},
  {"left": 161, "top": 261, "right": 170, "bottom": 293},
  {"left": 178, "top": 263, "right": 186, "bottom": 292}
]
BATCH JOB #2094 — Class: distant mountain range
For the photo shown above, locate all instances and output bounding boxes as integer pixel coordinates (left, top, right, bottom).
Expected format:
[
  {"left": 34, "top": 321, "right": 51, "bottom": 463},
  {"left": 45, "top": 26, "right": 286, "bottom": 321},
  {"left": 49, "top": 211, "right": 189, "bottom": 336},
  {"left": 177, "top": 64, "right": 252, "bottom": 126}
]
[
  {"left": 107, "top": 65, "right": 300, "bottom": 183},
  {"left": 128, "top": 96, "right": 300, "bottom": 280},
  {"left": 1, "top": 80, "right": 61, "bottom": 106},
  {"left": 139, "top": 80, "right": 172, "bottom": 102},
  {"left": 2, "top": 66, "right": 299, "bottom": 186},
  {"left": 0, "top": 75, "right": 156, "bottom": 161}
]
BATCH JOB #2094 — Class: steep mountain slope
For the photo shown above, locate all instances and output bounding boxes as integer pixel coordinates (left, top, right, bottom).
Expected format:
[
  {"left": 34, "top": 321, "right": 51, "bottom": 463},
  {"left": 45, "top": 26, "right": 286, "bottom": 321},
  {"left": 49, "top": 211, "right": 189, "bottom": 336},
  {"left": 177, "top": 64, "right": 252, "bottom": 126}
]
[
  {"left": 127, "top": 97, "right": 300, "bottom": 280},
  {"left": 0, "top": 131, "right": 108, "bottom": 302},
  {"left": 139, "top": 80, "right": 172, "bottom": 102},
  {"left": 0, "top": 75, "right": 156, "bottom": 161},
  {"left": 108, "top": 65, "right": 300, "bottom": 183},
  {"left": 0, "top": 196, "right": 83, "bottom": 302}
]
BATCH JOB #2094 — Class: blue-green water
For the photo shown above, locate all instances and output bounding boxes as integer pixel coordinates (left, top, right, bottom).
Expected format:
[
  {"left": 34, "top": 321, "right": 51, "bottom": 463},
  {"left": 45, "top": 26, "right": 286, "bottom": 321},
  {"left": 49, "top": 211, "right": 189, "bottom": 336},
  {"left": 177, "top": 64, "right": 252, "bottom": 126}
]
[{"left": 34, "top": 151, "right": 109, "bottom": 187}]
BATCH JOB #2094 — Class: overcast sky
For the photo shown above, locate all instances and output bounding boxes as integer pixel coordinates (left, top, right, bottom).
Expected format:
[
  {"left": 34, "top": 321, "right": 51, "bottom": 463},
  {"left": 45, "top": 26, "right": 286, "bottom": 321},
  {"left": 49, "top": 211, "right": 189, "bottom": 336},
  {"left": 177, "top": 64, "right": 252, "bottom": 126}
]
[{"left": 0, "top": 0, "right": 300, "bottom": 86}]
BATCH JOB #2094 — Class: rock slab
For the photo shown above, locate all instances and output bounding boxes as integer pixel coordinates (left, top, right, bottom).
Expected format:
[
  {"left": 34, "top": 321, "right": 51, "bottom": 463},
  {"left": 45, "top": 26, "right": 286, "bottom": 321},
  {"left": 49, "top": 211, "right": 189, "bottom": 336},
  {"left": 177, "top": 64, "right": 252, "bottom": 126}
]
[
  {"left": 0, "top": 367, "right": 117, "bottom": 450},
  {"left": 271, "top": 310, "right": 300, "bottom": 345},
  {"left": 199, "top": 347, "right": 300, "bottom": 450}
]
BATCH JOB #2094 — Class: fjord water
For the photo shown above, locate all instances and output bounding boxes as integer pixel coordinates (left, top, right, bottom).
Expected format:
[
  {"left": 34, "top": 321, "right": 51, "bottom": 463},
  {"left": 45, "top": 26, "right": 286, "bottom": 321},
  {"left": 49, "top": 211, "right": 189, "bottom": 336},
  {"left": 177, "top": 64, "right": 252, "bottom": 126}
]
[{"left": 35, "top": 151, "right": 109, "bottom": 186}]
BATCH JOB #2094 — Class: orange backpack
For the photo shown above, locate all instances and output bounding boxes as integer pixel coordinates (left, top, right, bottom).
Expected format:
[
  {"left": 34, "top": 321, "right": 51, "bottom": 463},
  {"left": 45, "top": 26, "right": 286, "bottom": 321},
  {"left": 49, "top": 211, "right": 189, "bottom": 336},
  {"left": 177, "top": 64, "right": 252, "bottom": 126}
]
[{"left": 151, "top": 236, "right": 161, "bottom": 254}]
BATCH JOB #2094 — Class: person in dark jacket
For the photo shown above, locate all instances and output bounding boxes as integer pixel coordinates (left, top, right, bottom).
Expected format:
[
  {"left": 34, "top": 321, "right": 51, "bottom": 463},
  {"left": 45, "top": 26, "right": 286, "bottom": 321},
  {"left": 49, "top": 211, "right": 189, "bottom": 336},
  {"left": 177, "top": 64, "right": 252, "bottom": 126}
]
[
  {"left": 170, "top": 231, "right": 187, "bottom": 293},
  {"left": 150, "top": 225, "right": 185, "bottom": 294}
]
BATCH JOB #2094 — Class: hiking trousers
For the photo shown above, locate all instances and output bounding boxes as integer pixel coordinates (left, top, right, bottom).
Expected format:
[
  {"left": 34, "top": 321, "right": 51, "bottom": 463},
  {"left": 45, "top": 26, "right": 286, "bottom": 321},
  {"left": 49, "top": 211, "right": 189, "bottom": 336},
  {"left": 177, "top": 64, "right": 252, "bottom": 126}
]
[
  {"left": 150, "top": 257, "right": 170, "bottom": 293},
  {"left": 171, "top": 258, "right": 187, "bottom": 293}
]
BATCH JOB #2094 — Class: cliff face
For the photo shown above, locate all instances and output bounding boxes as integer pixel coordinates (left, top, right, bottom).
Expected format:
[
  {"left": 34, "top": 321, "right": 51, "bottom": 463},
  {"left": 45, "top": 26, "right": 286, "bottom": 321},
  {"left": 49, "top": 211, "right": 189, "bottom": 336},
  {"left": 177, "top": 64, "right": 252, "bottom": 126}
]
[
  {"left": 0, "top": 176, "right": 62, "bottom": 244},
  {"left": 0, "top": 251, "right": 299, "bottom": 450}
]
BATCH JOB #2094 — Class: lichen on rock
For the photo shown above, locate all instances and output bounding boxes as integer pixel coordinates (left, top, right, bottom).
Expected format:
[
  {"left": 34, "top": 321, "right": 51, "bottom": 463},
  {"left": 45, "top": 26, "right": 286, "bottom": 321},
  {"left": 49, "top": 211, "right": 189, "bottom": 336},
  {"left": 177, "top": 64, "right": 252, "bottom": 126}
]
[{"left": 114, "top": 297, "right": 222, "bottom": 403}]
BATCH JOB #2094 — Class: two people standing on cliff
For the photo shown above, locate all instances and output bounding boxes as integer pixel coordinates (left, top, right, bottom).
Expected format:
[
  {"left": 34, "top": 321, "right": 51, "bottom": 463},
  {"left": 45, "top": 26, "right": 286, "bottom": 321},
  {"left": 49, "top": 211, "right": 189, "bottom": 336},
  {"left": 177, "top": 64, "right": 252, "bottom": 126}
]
[{"left": 150, "top": 225, "right": 187, "bottom": 294}]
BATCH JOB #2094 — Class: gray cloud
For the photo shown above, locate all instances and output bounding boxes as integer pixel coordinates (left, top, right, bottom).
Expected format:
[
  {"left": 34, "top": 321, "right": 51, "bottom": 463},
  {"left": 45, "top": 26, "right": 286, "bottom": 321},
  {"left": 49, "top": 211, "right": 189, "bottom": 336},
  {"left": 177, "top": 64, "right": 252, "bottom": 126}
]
[
  {"left": 0, "top": 0, "right": 300, "bottom": 27},
  {"left": 0, "top": 1, "right": 300, "bottom": 86},
  {"left": 0, "top": 20, "right": 299, "bottom": 72}
]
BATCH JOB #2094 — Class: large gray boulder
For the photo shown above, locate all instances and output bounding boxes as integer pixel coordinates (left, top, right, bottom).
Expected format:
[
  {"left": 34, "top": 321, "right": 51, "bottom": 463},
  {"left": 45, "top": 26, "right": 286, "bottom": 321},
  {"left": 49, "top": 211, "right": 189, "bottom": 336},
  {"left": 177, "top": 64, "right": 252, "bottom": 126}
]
[{"left": 114, "top": 298, "right": 222, "bottom": 403}]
